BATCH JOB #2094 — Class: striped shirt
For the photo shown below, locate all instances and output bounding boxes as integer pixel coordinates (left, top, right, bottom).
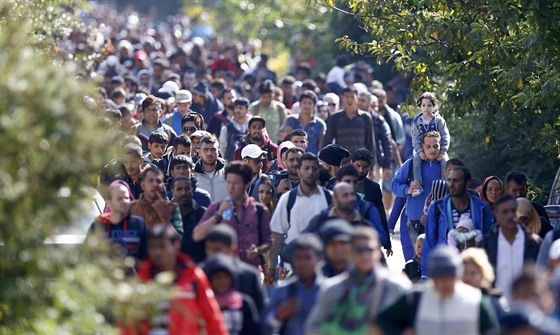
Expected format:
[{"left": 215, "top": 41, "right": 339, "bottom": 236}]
[{"left": 323, "top": 109, "right": 375, "bottom": 154}]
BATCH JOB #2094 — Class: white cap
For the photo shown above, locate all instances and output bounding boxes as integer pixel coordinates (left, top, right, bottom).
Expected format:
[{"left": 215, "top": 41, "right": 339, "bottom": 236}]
[
  {"left": 457, "top": 216, "right": 474, "bottom": 231},
  {"left": 106, "top": 55, "right": 118, "bottom": 67},
  {"left": 176, "top": 90, "right": 192, "bottom": 103},
  {"left": 162, "top": 81, "right": 179, "bottom": 96},
  {"left": 549, "top": 239, "right": 560, "bottom": 260},
  {"left": 241, "top": 144, "right": 266, "bottom": 159}
]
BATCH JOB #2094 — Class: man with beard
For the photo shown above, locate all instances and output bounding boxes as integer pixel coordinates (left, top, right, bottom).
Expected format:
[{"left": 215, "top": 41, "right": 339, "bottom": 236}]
[
  {"left": 219, "top": 97, "right": 252, "bottom": 162},
  {"left": 131, "top": 95, "right": 177, "bottom": 151},
  {"left": 273, "top": 147, "right": 304, "bottom": 196},
  {"left": 351, "top": 149, "right": 388, "bottom": 234},
  {"left": 421, "top": 166, "right": 494, "bottom": 278},
  {"left": 171, "top": 176, "right": 206, "bottom": 262},
  {"left": 267, "top": 153, "right": 332, "bottom": 285},
  {"left": 193, "top": 135, "right": 228, "bottom": 202},
  {"left": 207, "top": 88, "right": 236, "bottom": 137},
  {"left": 130, "top": 165, "right": 184, "bottom": 239},
  {"left": 234, "top": 116, "right": 278, "bottom": 173}
]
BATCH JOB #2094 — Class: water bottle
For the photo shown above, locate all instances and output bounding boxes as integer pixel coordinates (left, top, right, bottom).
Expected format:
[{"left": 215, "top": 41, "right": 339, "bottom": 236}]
[{"left": 222, "top": 195, "right": 234, "bottom": 221}]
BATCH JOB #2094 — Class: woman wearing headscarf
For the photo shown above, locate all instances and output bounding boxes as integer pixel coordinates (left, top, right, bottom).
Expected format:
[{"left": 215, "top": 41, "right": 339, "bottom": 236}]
[{"left": 479, "top": 176, "right": 503, "bottom": 211}]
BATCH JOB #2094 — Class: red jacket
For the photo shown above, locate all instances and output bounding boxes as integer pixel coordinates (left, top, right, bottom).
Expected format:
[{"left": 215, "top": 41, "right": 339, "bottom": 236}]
[{"left": 122, "top": 253, "right": 228, "bottom": 335}]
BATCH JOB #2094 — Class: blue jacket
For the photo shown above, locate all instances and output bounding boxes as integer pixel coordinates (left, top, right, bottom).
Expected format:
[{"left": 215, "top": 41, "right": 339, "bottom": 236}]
[
  {"left": 421, "top": 194, "right": 495, "bottom": 276},
  {"left": 391, "top": 158, "right": 442, "bottom": 221}
]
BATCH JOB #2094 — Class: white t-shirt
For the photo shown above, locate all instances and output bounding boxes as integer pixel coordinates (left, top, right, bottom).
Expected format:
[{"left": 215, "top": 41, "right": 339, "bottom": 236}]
[{"left": 495, "top": 227, "right": 525, "bottom": 302}]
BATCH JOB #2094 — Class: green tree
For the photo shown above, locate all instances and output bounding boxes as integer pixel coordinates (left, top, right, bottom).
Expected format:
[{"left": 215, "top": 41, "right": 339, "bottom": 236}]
[
  {"left": 314, "top": 0, "right": 560, "bottom": 196},
  {"left": 0, "top": 2, "right": 169, "bottom": 333}
]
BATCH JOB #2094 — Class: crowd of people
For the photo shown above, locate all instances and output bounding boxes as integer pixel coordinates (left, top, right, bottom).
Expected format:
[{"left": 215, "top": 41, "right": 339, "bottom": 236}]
[{"left": 75, "top": 3, "right": 560, "bottom": 335}]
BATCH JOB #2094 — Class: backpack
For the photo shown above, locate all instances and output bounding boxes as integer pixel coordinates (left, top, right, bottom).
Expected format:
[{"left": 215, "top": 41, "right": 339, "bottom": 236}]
[
  {"left": 286, "top": 187, "right": 332, "bottom": 224},
  {"left": 224, "top": 123, "right": 246, "bottom": 161},
  {"left": 433, "top": 199, "right": 444, "bottom": 242}
]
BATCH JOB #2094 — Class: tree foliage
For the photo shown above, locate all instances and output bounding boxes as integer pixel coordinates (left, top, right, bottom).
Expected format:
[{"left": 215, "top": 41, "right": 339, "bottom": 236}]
[
  {"left": 0, "top": 2, "right": 169, "bottom": 333},
  {"left": 314, "top": 0, "right": 560, "bottom": 193}
]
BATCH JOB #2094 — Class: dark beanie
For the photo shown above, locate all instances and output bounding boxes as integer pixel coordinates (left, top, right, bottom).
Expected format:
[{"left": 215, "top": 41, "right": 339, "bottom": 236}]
[
  {"left": 428, "top": 246, "right": 463, "bottom": 278},
  {"left": 191, "top": 81, "right": 209, "bottom": 97},
  {"left": 318, "top": 144, "right": 351, "bottom": 167}
]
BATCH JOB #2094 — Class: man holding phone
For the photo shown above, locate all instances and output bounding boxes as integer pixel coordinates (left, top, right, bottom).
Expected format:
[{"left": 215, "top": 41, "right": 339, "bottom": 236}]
[{"left": 131, "top": 165, "right": 184, "bottom": 240}]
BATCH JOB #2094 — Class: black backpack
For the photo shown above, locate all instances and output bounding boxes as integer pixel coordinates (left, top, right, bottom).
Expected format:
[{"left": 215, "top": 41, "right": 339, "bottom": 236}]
[{"left": 224, "top": 123, "right": 246, "bottom": 161}]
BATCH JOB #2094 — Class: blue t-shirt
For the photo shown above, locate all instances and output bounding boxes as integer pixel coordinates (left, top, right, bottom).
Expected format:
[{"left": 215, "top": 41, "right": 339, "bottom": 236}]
[{"left": 285, "top": 115, "right": 326, "bottom": 154}]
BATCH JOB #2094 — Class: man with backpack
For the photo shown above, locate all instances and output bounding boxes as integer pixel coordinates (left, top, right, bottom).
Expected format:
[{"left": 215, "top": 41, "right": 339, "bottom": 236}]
[
  {"left": 267, "top": 153, "right": 332, "bottom": 284},
  {"left": 234, "top": 116, "right": 278, "bottom": 173},
  {"left": 218, "top": 97, "right": 251, "bottom": 162},
  {"left": 193, "top": 161, "right": 272, "bottom": 269}
]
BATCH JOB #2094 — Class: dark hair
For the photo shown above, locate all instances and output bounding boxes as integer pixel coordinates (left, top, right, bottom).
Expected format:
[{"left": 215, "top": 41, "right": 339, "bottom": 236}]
[
  {"left": 290, "top": 129, "right": 308, "bottom": 140},
  {"left": 286, "top": 147, "right": 305, "bottom": 158},
  {"left": 199, "top": 135, "right": 218, "bottom": 147},
  {"left": 336, "top": 164, "right": 360, "bottom": 181},
  {"left": 450, "top": 166, "right": 472, "bottom": 183},
  {"left": 118, "top": 105, "right": 132, "bottom": 118},
  {"left": 206, "top": 224, "right": 237, "bottom": 247},
  {"left": 148, "top": 131, "right": 169, "bottom": 145},
  {"left": 416, "top": 91, "right": 438, "bottom": 108},
  {"left": 446, "top": 158, "right": 465, "bottom": 168},
  {"left": 181, "top": 113, "right": 204, "bottom": 129},
  {"left": 511, "top": 264, "right": 549, "bottom": 299},
  {"left": 296, "top": 63, "right": 312, "bottom": 76},
  {"left": 292, "top": 234, "right": 323, "bottom": 256},
  {"left": 149, "top": 224, "right": 180, "bottom": 244},
  {"left": 299, "top": 90, "right": 318, "bottom": 104},
  {"left": 493, "top": 194, "right": 516, "bottom": 211},
  {"left": 351, "top": 148, "right": 374, "bottom": 165},
  {"left": 342, "top": 86, "right": 358, "bottom": 95},
  {"left": 258, "top": 79, "right": 275, "bottom": 94},
  {"left": 336, "top": 54, "right": 349, "bottom": 67},
  {"left": 139, "top": 164, "right": 164, "bottom": 182},
  {"left": 170, "top": 154, "right": 194, "bottom": 171},
  {"left": 281, "top": 76, "right": 296, "bottom": 85},
  {"left": 210, "top": 79, "right": 226, "bottom": 91},
  {"left": 505, "top": 171, "right": 528, "bottom": 185},
  {"left": 122, "top": 143, "right": 142, "bottom": 158},
  {"left": 234, "top": 97, "right": 250, "bottom": 108},
  {"left": 351, "top": 226, "right": 379, "bottom": 247},
  {"left": 173, "top": 134, "right": 191, "bottom": 148},
  {"left": 111, "top": 88, "right": 126, "bottom": 99},
  {"left": 171, "top": 175, "right": 191, "bottom": 190},
  {"left": 301, "top": 80, "right": 317, "bottom": 93},
  {"left": 219, "top": 88, "right": 235, "bottom": 100},
  {"left": 224, "top": 161, "right": 253, "bottom": 184},
  {"left": 141, "top": 95, "right": 162, "bottom": 111},
  {"left": 318, "top": 164, "right": 331, "bottom": 185},
  {"left": 297, "top": 152, "right": 319, "bottom": 169}
]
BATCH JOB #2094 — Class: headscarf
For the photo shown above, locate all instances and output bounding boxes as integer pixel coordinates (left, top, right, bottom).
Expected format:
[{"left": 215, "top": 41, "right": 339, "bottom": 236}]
[
  {"left": 479, "top": 176, "right": 503, "bottom": 210},
  {"left": 277, "top": 141, "right": 295, "bottom": 169}
]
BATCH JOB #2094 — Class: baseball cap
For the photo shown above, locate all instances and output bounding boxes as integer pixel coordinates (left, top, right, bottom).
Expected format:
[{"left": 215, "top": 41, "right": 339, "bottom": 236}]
[
  {"left": 241, "top": 144, "right": 266, "bottom": 159},
  {"left": 176, "top": 90, "right": 192, "bottom": 103},
  {"left": 190, "top": 130, "right": 211, "bottom": 139},
  {"left": 248, "top": 116, "right": 266, "bottom": 128}
]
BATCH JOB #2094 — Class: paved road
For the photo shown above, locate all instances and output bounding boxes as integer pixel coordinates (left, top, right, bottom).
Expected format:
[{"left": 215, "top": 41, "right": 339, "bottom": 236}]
[{"left": 386, "top": 231, "right": 406, "bottom": 274}]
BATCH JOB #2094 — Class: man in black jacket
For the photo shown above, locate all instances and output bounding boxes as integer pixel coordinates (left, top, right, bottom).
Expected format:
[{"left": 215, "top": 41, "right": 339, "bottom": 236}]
[{"left": 482, "top": 194, "right": 541, "bottom": 302}]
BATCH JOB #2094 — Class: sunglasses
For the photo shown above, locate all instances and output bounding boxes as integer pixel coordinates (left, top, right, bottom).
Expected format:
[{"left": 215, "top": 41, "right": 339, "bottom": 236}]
[
  {"left": 183, "top": 126, "right": 197, "bottom": 133},
  {"left": 251, "top": 157, "right": 264, "bottom": 164},
  {"left": 352, "top": 246, "right": 375, "bottom": 254},
  {"left": 326, "top": 102, "right": 337, "bottom": 107}
]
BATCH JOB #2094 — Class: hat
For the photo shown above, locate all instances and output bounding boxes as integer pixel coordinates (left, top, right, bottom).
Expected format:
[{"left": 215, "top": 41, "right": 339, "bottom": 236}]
[
  {"left": 428, "top": 245, "right": 463, "bottom": 278},
  {"left": 191, "top": 81, "right": 209, "bottom": 97},
  {"left": 241, "top": 144, "right": 266, "bottom": 159},
  {"left": 430, "top": 180, "right": 448, "bottom": 202},
  {"left": 134, "top": 93, "right": 147, "bottom": 106},
  {"left": 456, "top": 216, "right": 474, "bottom": 231},
  {"left": 248, "top": 116, "right": 266, "bottom": 128},
  {"left": 319, "top": 219, "right": 353, "bottom": 245},
  {"left": 162, "top": 81, "right": 179, "bottom": 96},
  {"left": 549, "top": 239, "right": 560, "bottom": 260},
  {"left": 176, "top": 90, "right": 192, "bottom": 103},
  {"left": 318, "top": 144, "right": 351, "bottom": 167},
  {"left": 190, "top": 130, "right": 211, "bottom": 139}
]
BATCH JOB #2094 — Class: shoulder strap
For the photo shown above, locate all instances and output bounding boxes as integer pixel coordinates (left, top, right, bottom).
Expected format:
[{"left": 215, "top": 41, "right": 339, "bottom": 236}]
[
  {"left": 256, "top": 202, "right": 263, "bottom": 241},
  {"left": 215, "top": 112, "right": 229, "bottom": 125},
  {"left": 406, "top": 160, "right": 414, "bottom": 183},
  {"left": 286, "top": 188, "right": 298, "bottom": 225},
  {"left": 434, "top": 199, "right": 443, "bottom": 242}
]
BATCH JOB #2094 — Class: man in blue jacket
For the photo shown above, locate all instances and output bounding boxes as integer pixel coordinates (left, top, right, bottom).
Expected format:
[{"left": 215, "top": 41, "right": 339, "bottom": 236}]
[
  {"left": 391, "top": 131, "right": 443, "bottom": 249},
  {"left": 421, "top": 166, "right": 494, "bottom": 277}
]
